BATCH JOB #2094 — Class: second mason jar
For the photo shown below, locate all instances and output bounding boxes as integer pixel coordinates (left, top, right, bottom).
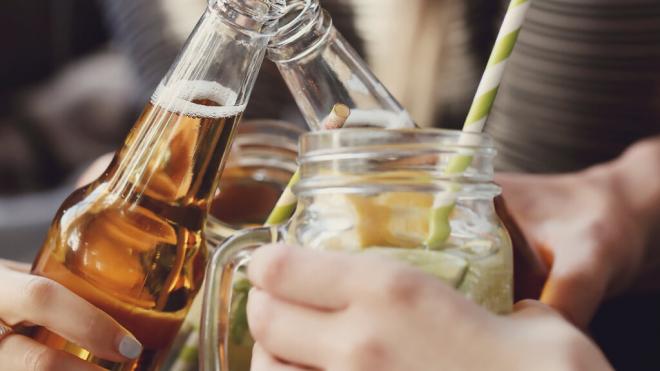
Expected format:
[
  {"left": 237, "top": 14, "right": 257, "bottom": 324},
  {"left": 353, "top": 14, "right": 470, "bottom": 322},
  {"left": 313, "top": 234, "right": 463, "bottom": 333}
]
[
  {"left": 205, "top": 119, "right": 302, "bottom": 245},
  {"left": 201, "top": 128, "right": 514, "bottom": 371}
]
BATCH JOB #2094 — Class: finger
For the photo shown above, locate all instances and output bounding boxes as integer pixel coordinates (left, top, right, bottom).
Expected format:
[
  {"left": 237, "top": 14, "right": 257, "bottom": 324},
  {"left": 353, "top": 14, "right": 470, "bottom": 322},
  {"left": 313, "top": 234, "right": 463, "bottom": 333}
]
[
  {"left": 248, "top": 244, "right": 355, "bottom": 309},
  {"left": 248, "top": 244, "right": 457, "bottom": 311},
  {"left": 251, "top": 343, "right": 314, "bottom": 371},
  {"left": 247, "top": 288, "right": 335, "bottom": 368},
  {"left": 76, "top": 153, "right": 114, "bottom": 187},
  {"left": 0, "top": 334, "right": 106, "bottom": 371},
  {"left": 510, "top": 300, "right": 563, "bottom": 320},
  {"left": 0, "top": 271, "right": 142, "bottom": 362},
  {"left": 540, "top": 253, "right": 608, "bottom": 329},
  {"left": 0, "top": 259, "right": 31, "bottom": 273}
]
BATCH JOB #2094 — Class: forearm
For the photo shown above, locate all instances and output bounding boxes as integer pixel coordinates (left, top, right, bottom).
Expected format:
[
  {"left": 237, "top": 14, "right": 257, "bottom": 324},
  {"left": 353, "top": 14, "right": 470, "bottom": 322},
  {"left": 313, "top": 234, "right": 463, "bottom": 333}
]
[{"left": 614, "top": 136, "right": 660, "bottom": 227}]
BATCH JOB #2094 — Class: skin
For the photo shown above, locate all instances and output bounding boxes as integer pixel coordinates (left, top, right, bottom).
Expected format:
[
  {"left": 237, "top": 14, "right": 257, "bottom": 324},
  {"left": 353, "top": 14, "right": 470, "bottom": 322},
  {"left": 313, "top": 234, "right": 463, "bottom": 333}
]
[
  {"left": 246, "top": 244, "right": 613, "bottom": 371},
  {"left": 33, "top": 136, "right": 660, "bottom": 370},
  {"left": 497, "top": 136, "right": 660, "bottom": 328},
  {"left": 246, "top": 137, "right": 660, "bottom": 370},
  {"left": 76, "top": 153, "right": 114, "bottom": 188},
  {"left": 0, "top": 260, "right": 142, "bottom": 371}
]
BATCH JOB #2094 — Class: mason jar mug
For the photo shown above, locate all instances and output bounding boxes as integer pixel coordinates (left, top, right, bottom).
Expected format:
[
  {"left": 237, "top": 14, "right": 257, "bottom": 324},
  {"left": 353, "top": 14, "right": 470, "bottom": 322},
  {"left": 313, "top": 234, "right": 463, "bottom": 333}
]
[{"left": 201, "top": 128, "right": 514, "bottom": 371}]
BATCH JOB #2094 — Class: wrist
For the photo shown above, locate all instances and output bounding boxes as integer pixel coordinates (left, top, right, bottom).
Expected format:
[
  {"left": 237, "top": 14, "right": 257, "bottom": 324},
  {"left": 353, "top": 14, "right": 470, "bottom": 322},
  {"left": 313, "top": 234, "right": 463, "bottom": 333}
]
[
  {"left": 583, "top": 142, "right": 659, "bottom": 243},
  {"left": 588, "top": 138, "right": 660, "bottom": 291},
  {"left": 611, "top": 138, "right": 660, "bottom": 229}
]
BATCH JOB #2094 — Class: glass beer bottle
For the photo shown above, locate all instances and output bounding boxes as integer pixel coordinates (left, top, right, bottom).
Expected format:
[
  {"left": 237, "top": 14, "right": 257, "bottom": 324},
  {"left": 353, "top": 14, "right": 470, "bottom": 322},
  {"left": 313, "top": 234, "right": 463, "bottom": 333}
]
[
  {"left": 27, "top": 0, "right": 285, "bottom": 370},
  {"left": 268, "top": 0, "right": 417, "bottom": 130}
]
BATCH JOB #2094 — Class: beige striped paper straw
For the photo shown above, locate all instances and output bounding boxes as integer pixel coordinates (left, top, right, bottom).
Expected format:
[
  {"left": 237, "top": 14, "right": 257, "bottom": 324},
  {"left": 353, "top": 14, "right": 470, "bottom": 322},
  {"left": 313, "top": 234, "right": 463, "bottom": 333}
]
[{"left": 264, "top": 103, "right": 351, "bottom": 225}]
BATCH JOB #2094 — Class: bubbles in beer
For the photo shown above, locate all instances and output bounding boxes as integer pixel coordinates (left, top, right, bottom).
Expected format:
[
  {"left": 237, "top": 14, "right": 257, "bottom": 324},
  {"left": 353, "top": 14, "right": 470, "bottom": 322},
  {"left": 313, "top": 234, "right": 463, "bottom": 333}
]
[{"left": 151, "top": 79, "right": 247, "bottom": 118}]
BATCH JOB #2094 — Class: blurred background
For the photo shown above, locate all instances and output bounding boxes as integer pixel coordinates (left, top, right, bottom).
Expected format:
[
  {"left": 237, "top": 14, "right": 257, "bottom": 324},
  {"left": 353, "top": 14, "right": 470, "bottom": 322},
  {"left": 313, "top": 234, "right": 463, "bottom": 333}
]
[
  {"left": 0, "top": 0, "right": 506, "bottom": 262},
  {"left": 1, "top": 1, "right": 659, "bottom": 369}
]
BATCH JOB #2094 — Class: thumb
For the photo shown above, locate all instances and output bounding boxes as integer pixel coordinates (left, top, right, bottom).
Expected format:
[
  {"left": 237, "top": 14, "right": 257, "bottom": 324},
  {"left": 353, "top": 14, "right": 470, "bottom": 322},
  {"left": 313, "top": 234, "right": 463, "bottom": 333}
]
[{"left": 511, "top": 300, "right": 563, "bottom": 320}]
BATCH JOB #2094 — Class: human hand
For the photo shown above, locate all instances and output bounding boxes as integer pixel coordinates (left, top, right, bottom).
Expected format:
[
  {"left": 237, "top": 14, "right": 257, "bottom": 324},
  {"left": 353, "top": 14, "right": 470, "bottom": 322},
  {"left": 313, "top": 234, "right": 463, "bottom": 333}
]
[
  {"left": 0, "top": 262, "right": 142, "bottom": 370},
  {"left": 246, "top": 244, "right": 612, "bottom": 371},
  {"left": 0, "top": 259, "right": 31, "bottom": 273},
  {"left": 76, "top": 152, "right": 114, "bottom": 187},
  {"left": 496, "top": 167, "right": 649, "bottom": 328}
]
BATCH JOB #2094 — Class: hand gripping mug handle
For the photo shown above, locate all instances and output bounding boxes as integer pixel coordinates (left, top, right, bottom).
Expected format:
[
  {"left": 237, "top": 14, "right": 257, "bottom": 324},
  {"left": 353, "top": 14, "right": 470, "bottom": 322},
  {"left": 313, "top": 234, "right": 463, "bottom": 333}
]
[{"left": 200, "top": 225, "right": 282, "bottom": 371}]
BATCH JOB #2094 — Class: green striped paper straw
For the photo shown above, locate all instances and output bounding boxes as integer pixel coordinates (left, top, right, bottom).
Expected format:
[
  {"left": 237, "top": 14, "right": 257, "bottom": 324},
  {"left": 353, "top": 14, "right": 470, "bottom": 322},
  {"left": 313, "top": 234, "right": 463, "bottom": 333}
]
[
  {"left": 169, "top": 330, "right": 200, "bottom": 371},
  {"left": 425, "top": 0, "right": 531, "bottom": 248},
  {"left": 265, "top": 169, "right": 301, "bottom": 225}
]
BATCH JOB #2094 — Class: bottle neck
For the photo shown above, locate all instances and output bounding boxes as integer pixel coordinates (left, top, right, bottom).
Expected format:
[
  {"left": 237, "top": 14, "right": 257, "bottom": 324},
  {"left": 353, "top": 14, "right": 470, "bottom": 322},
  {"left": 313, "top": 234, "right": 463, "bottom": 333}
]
[
  {"left": 267, "top": 0, "right": 416, "bottom": 130},
  {"left": 102, "top": 4, "right": 281, "bottom": 209},
  {"left": 105, "top": 96, "right": 241, "bottom": 208}
]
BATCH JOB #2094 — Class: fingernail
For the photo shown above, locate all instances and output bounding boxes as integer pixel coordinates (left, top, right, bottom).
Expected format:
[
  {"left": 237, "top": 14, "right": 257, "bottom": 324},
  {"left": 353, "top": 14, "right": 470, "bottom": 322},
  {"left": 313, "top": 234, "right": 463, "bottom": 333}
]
[{"left": 118, "top": 335, "right": 142, "bottom": 359}]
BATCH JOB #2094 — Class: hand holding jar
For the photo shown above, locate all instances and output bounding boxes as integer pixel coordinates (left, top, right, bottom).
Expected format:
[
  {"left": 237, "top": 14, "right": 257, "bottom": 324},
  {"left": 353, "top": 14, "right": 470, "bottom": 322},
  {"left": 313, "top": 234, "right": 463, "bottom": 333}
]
[
  {"left": 498, "top": 136, "right": 660, "bottom": 328},
  {"left": 246, "top": 244, "right": 613, "bottom": 371},
  {"left": 201, "top": 128, "right": 515, "bottom": 370}
]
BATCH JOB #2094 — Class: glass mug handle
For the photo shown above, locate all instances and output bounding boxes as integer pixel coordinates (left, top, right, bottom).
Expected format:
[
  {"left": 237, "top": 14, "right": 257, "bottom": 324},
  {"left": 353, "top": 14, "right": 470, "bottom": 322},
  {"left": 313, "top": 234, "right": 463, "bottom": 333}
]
[{"left": 200, "top": 225, "right": 282, "bottom": 371}]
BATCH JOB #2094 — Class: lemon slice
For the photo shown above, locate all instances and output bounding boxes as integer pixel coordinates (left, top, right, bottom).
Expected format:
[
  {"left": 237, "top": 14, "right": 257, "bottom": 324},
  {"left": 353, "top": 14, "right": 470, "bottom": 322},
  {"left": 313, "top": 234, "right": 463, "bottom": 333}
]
[
  {"left": 362, "top": 247, "right": 468, "bottom": 288},
  {"left": 308, "top": 192, "right": 433, "bottom": 249}
]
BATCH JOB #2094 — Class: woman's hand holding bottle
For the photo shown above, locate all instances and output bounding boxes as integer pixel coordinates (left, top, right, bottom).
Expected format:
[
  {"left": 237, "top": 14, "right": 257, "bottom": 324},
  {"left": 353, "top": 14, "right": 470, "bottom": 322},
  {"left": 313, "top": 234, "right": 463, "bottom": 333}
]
[{"left": 0, "top": 260, "right": 142, "bottom": 371}]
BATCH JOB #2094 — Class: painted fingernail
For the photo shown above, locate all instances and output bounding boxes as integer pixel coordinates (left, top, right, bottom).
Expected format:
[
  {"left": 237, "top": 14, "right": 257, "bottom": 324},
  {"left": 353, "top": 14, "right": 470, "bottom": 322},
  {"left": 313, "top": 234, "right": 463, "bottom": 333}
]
[{"left": 118, "top": 335, "right": 142, "bottom": 359}]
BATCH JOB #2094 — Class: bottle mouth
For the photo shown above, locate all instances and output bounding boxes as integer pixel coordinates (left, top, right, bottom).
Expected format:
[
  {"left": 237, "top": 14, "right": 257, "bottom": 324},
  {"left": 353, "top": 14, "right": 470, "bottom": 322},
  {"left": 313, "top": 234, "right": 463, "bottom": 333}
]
[
  {"left": 274, "top": 1, "right": 315, "bottom": 32},
  {"left": 267, "top": 0, "right": 332, "bottom": 62},
  {"left": 209, "top": 0, "right": 287, "bottom": 34},
  {"left": 295, "top": 128, "right": 499, "bottom": 196}
]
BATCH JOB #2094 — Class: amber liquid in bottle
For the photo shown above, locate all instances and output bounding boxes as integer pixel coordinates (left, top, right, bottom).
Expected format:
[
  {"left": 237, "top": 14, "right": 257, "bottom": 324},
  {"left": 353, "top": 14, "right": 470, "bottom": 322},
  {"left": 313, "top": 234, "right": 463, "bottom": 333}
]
[{"left": 29, "top": 82, "right": 244, "bottom": 370}]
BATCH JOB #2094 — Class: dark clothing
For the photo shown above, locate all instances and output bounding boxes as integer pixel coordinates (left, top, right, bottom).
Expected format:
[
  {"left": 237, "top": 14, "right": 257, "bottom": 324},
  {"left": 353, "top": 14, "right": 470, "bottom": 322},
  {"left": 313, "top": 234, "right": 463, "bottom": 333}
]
[
  {"left": 0, "top": 0, "right": 109, "bottom": 193},
  {"left": 488, "top": 0, "right": 660, "bottom": 173},
  {"left": 471, "top": 2, "right": 660, "bottom": 369},
  {"left": 450, "top": 0, "right": 660, "bottom": 173}
]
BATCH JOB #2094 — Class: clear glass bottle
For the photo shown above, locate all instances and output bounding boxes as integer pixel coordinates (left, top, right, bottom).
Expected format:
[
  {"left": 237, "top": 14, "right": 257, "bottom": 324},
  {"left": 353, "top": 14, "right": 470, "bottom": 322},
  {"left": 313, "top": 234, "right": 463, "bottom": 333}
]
[
  {"left": 201, "top": 128, "right": 514, "bottom": 371},
  {"left": 268, "top": 0, "right": 417, "bottom": 130},
  {"left": 27, "top": 1, "right": 285, "bottom": 370},
  {"left": 168, "top": 3, "right": 421, "bottom": 356}
]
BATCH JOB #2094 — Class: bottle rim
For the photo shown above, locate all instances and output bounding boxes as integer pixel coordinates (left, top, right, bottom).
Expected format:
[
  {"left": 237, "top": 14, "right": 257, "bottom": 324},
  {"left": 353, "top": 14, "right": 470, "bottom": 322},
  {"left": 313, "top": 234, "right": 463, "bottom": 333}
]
[
  {"left": 275, "top": 0, "right": 318, "bottom": 37},
  {"left": 209, "top": 0, "right": 288, "bottom": 35},
  {"left": 299, "top": 128, "right": 496, "bottom": 157},
  {"left": 295, "top": 128, "right": 500, "bottom": 197},
  {"left": 267, "top": 0, "right": 333, "bottom": 62}
]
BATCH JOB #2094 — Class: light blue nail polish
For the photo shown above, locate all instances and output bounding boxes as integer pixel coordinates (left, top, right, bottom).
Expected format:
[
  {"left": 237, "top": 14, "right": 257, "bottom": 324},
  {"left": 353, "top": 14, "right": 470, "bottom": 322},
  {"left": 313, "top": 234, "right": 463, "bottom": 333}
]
[{"left": 119, "top": 336, "right": 143, "bottom": 359}]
